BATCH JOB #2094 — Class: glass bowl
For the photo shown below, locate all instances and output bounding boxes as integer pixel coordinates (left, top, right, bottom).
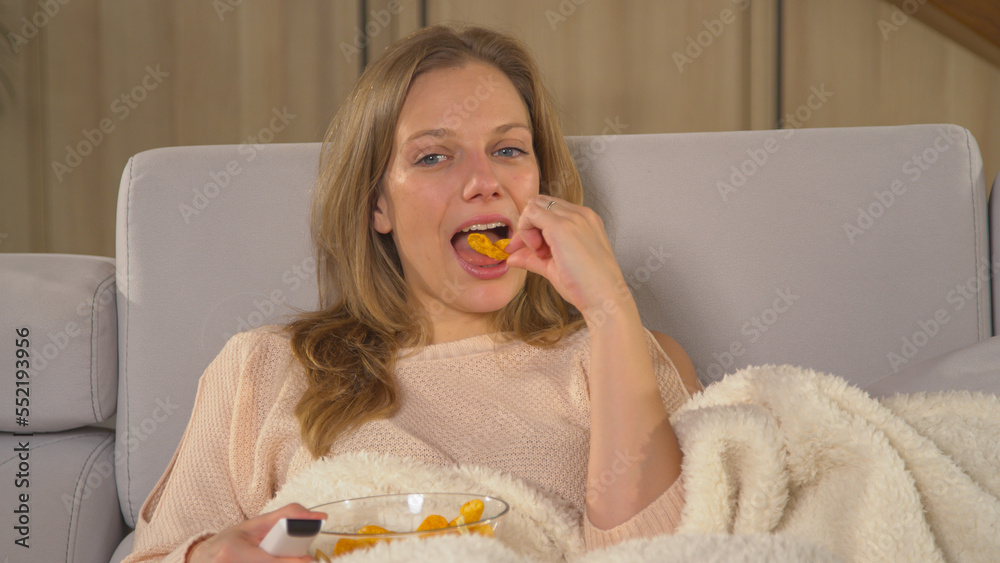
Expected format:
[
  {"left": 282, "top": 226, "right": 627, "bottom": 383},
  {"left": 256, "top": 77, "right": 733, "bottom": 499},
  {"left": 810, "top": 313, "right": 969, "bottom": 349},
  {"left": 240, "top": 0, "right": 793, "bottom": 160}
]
[{"left": 308, "top": 492, "right": 509, "bottom": 559}]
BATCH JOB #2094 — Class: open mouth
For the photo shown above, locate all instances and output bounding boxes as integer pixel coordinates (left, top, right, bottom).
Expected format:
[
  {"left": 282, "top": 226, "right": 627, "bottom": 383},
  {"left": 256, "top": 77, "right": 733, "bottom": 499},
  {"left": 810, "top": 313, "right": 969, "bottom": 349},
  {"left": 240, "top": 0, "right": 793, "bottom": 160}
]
[{"left": 451, "top": 221, "right": 511, "bottom": 269}]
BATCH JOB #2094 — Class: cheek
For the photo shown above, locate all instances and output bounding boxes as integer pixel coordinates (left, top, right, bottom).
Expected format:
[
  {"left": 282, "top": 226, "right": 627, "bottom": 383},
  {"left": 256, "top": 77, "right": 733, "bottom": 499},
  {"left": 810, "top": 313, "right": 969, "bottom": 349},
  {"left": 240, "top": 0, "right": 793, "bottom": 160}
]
[
  {"left": 507, "top": 164, "right": 540, "bottom": 196},
  {"left": 522, "top": 172, "right": 541, "bottom": 205},
  {"left": 389, "top": 187, "right": 447, "bottom": 256}
]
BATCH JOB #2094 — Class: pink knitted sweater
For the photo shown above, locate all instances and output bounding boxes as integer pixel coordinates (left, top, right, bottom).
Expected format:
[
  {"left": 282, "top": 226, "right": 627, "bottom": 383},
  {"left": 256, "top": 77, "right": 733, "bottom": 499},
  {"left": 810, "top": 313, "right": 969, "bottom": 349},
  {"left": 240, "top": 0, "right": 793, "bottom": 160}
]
[{"left": 123, "top": 325, "right": 690, "bottom": 562}]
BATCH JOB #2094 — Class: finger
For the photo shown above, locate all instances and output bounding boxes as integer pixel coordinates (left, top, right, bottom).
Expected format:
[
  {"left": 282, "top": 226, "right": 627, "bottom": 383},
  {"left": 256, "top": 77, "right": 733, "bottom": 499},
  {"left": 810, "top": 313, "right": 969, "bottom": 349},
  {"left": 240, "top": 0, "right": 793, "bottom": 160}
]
[
  {"left": 506, "top": 246, "right": 550, "bottom": 276},
  {"left": 535, "top": 195, "right": 562, "bottom": 212},
  {"left": 515, "top": 198, "right": 561, "bottom": 238},
  {"left": 504, "top": 232, "right": 526, "bottom": 254},
  {"left": 519, "top": 197, "right": 580, "bottom": 237},
  {"left": 252, "top": 503, "right": 325, "bottom": 529},
  {"left": 248, "top": 504, "right": 327, "bottom": 544},
  {"left": 532, "top": 195, "right": 579, "bottom": 215},
  {"left": 281, "top": 503, "right": 327, "bottom": 520},
  {"left": 512, "top": 228, "right": 546, "bottom": 253},
  {"left": 507, "top": 227, "right": 552, "bottom": 266}
]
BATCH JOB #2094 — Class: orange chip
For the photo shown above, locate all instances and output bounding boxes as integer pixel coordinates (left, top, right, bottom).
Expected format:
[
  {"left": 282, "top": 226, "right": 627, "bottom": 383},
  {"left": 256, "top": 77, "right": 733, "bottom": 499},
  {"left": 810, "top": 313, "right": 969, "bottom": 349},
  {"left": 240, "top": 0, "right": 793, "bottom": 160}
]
[
  {"left": 467, "top": 233, "right": 510, "bottom": 260},
  {"left": 333, "top": 538, "right": 369, "bottom": 555},
  {"left": 446, "top": 498, "right": 486, "bottom": 535},
  {"left": 416, "top": 514, "right": 449, "bottom": 532},
  {"left": 460, "top": 499, "right": 484, "bottom": 523},
  {"left": 334, "top": 525, "right": 393, "bottom": 555},
  {"left": 470, "top": 524, "right": 494, "bottom": 536}
]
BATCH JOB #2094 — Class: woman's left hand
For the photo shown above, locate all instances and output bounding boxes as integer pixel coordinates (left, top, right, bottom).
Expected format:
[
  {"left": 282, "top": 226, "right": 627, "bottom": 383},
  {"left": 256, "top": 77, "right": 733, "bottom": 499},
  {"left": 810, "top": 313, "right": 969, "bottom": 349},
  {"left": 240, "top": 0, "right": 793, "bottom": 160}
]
[{"left": 504, "top": 195, "right": 629, "bottom": 317}]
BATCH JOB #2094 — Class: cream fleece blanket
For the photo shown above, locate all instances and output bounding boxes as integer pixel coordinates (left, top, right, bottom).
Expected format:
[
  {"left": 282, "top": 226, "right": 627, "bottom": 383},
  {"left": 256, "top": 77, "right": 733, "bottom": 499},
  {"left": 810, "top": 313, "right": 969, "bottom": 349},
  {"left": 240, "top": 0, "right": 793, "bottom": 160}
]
[{"left": 266, "top": 365, "right": 1000, "bottom": 562}]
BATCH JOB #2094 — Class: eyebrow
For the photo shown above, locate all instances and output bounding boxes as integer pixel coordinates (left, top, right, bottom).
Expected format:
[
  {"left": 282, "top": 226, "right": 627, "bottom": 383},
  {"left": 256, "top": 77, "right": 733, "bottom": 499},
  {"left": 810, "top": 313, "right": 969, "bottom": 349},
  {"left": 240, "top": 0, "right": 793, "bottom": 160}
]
[{"left": 402, "top": 123, "right": 531, "bottom": 146}]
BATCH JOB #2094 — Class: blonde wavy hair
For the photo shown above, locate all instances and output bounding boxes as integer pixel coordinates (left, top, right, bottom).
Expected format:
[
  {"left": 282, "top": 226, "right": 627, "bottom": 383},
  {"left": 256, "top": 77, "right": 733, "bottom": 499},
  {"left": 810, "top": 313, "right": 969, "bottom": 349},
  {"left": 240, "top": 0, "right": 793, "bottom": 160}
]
[{"left": 287, "top": 24, "right": 586, "bottom": 458}]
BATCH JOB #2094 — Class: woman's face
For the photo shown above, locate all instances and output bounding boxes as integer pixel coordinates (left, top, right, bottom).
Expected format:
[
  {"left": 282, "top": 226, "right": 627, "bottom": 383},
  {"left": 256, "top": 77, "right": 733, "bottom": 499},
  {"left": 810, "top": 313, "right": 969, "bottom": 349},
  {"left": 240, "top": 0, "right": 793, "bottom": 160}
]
[{"left": 375, "top": 62, "right": 539, "bottom": 339}]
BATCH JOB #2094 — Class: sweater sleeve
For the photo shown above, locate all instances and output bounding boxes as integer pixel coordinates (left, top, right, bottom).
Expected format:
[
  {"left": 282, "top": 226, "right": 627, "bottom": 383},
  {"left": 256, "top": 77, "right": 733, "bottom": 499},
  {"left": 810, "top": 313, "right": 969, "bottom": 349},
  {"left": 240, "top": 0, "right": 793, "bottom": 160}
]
[
  {"left": 583, "top": 476, "right": 686, "bottom": 549},
  {"left": 121, "top": 331, "right": 279, "bottom": 563},
  {"left": 581, "top": 328, "right": 692, "bottom": 551}
]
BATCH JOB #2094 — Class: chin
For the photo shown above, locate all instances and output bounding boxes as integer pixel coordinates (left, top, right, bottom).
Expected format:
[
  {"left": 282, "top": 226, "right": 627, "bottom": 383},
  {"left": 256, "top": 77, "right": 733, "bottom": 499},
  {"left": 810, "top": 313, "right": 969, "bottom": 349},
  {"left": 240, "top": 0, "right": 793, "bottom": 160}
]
[
  {"left": 466, "top": 278, "right": 525, "bottom": 314},
  {"left": 469, "top": 289, "right": 520, "bottom": 314}
]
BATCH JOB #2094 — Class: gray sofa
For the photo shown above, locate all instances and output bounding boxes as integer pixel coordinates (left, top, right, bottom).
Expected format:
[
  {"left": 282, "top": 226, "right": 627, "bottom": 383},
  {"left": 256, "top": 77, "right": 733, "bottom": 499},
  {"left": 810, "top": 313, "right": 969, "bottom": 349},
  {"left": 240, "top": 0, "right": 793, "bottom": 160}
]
[{"left": 1, "top": 124, "right": 998, "bottom": 562}]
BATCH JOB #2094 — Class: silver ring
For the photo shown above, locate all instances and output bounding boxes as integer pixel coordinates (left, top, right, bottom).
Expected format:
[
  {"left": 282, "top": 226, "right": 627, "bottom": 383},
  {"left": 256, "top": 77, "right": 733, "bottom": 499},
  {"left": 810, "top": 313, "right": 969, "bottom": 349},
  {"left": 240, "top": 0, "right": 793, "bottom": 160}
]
[{"left": 545, "top": 200, "right": 556, "bottom": 211}]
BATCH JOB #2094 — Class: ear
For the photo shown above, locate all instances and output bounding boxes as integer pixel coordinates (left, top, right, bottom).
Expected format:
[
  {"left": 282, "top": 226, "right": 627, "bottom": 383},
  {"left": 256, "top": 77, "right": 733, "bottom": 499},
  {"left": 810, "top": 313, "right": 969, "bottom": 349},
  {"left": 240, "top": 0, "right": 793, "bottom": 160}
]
[{"left": 373, "top": 193, "right": 392, "bottom": 234}]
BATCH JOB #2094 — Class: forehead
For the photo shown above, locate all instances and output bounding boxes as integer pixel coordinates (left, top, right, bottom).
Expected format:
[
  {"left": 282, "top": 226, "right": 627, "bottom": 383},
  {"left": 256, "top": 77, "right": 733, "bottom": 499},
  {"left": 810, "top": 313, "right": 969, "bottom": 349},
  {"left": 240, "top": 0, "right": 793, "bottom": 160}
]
[{"left": 395, "top": 62, "right": 530, "bottom": 137}]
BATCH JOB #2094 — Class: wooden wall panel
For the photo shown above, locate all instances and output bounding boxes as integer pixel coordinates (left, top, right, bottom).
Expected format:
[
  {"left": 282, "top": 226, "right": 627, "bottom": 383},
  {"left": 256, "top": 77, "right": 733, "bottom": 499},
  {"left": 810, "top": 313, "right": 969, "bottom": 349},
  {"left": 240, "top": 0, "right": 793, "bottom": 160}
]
[
  {"left": 0, "top": 0, "right": 360, "bottom": 256},
  {"left": 0, "top": 0, "right": 45, "bottom": 253},
  {"left": 784, "top": 0, "right": 1000, "bottom": 190},
  {"left": 172, "top": 2, "right": 242, "bottom": 144},
  {"left": 748, "top": 0, "right": 779, "bottom": 130},
  {"left": 282, "top": 1, "right": 364, "bottom": 141},
  {"left": 424, "top": 0, "right": 775, "bottom": 136},
  {"left": 229, "top": 1, "right": 362, "bottom": 143},
  {"left": 96, "top": 0, "right": 176, "bottom": 216},
  {"left": 236, "top": 3, "right": 286, "bottom": 141},
  {"left": 367, "top": 0, "right": 424, "bottom": 61},
  {"left": 44, "top": 0, "right": 110, "bottom": 254},
  {"left": 1, "top": 0, "right": 998, "bottom": 257}
]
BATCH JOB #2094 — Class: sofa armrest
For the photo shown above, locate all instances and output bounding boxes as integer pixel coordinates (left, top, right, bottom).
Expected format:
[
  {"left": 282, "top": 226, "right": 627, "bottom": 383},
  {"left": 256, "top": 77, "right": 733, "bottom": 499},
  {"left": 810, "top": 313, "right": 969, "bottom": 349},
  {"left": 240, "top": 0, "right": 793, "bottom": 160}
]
[
  {"left": 864, "top": 336, "right": 1000, "bottom": 397},
  {"left": 0, "top": 254, "right": 118, "bottom": 431},
  {"left": 108, "top": 532, "right": 134, "bottom": 563},
  {"left": 992, "top": 170, "right": 1000, "bottom": 330},
  {"left": 0, "top": 429, "right": 127, "bottom": 563}
]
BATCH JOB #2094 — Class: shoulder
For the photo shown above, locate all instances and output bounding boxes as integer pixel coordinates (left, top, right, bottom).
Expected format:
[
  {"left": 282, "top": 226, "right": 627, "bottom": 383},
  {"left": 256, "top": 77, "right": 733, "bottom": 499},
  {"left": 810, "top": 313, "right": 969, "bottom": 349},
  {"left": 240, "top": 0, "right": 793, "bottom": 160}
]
[
  {"left": 218, "top": 325, "right": 293, "bottom": 366},
  {"left": 649, "top": 331, "right": 704, "bottom": 396},
  {"left": 210, "top": 325, "right": 299, "bottom": 394},
  {"left": 567, "top": 326, "right": 703, "bottom": 397}
]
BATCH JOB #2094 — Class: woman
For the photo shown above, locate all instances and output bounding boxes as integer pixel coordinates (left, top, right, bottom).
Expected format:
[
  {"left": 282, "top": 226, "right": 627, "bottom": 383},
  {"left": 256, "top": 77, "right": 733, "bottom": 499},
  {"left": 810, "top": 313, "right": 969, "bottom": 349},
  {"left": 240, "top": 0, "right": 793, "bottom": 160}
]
[{"left": 124, "top": 25, "right": 702, "bottom": 562}]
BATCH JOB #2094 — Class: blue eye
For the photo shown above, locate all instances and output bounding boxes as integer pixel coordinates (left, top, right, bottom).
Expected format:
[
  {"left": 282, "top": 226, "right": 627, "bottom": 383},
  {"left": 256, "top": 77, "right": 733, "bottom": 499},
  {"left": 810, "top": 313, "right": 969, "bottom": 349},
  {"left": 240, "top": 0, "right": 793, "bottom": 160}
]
[
  {"left": 417, "top": 154, "right": 446, "bottom": 166},
  {"left": 494, "top": 147, "right": 526, "bottom": 158}
]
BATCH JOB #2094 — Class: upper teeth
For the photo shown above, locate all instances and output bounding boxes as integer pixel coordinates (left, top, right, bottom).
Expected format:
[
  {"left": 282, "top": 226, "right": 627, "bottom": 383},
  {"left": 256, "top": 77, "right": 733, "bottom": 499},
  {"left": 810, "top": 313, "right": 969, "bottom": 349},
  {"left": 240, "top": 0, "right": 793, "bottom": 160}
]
[{"left": 460, "top": 222, "right": 506, "bottom": 233}]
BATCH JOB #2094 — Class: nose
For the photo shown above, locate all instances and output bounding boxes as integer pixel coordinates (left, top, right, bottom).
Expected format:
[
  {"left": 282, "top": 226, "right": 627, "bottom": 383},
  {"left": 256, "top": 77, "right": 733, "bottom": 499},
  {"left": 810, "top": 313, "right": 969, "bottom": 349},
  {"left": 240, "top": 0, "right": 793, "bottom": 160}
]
[{"left": 461, "top": 151, "right": 502, "bottom": 201}]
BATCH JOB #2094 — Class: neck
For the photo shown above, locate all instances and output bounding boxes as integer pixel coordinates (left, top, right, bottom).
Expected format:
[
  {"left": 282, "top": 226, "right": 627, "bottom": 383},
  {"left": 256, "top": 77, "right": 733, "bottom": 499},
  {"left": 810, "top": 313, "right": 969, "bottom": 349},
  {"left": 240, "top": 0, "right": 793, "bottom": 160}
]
[{"left": 425, "top": 310, "right": 495, "bottom": 345}]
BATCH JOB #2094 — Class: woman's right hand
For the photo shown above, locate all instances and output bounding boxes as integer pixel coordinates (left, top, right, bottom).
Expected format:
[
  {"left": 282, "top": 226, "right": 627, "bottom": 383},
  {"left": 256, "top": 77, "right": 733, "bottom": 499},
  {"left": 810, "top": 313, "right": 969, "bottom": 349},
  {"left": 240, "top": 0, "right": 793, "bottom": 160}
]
[{"left": 188, "top": 503, "right": 326, "bottom": 562}]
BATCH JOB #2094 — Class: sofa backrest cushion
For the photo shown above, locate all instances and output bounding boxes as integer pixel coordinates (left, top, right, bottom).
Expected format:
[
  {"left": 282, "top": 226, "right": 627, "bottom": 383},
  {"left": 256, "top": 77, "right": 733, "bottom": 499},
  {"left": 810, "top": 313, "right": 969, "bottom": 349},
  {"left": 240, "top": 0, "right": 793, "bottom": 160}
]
[
  {"left": 571, "top": 124, "right": 989, "bottom": 383},
  {"left": 115, "top": 124, "right": 989, "bottom": 527},
  {"left": 115, "top": 143, "right": 319, "bottom": 526}
]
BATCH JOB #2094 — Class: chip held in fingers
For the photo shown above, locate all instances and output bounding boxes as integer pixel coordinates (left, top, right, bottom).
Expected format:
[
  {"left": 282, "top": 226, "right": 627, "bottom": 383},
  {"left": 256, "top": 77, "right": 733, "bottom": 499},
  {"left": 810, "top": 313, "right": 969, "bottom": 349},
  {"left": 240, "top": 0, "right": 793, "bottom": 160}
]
[{"left": 467, "top": 233, "right": 510, "bottom": 260}]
